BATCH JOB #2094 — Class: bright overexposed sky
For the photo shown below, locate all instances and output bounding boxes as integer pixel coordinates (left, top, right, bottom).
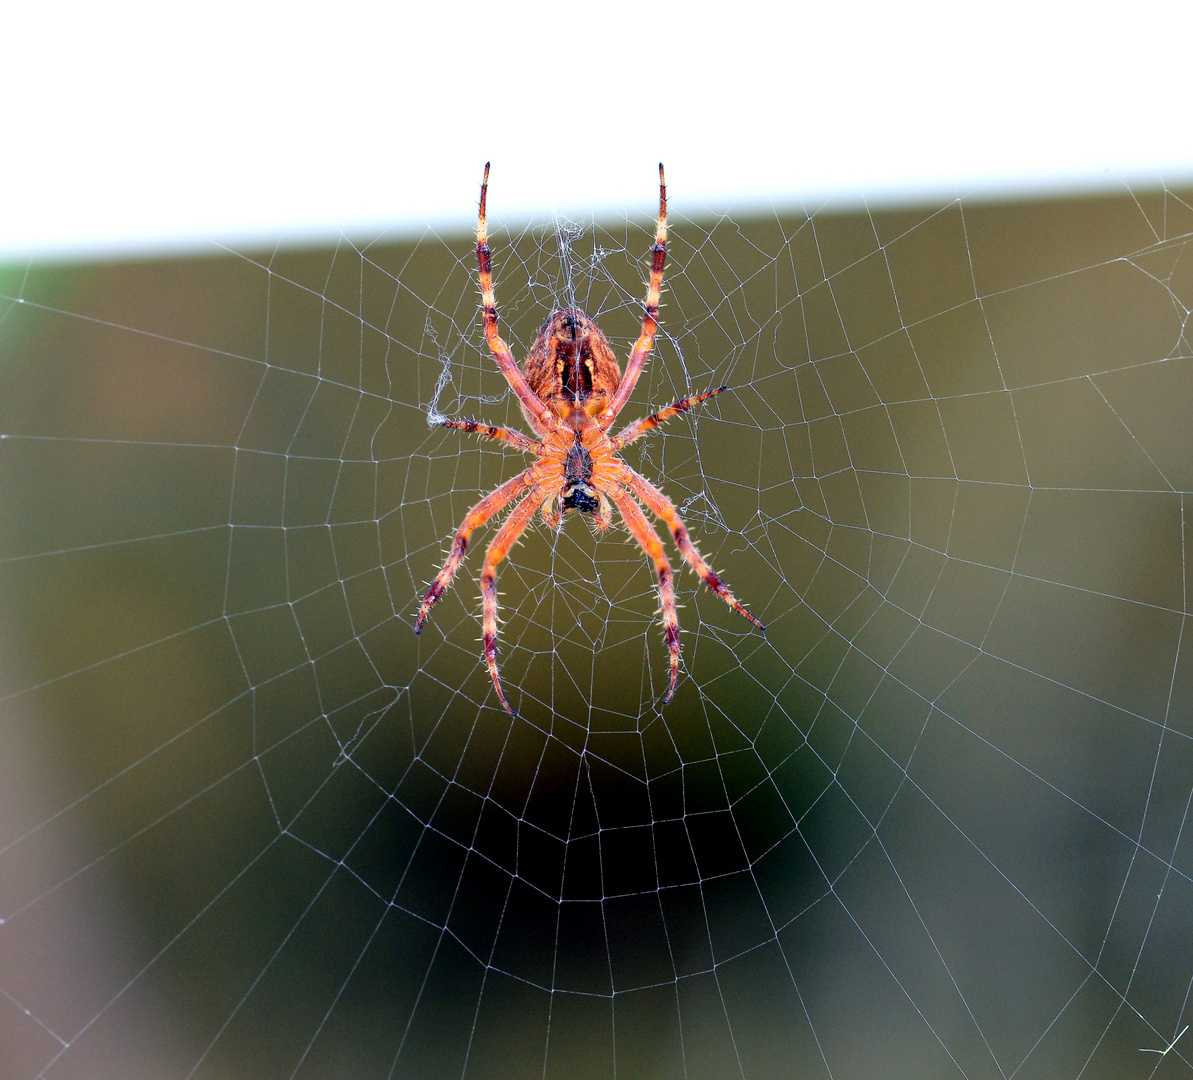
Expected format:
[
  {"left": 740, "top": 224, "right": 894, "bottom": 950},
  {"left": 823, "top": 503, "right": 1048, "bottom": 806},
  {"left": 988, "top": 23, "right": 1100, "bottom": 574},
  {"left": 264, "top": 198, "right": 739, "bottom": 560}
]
[{"left": 4, "top": 0, "right": 1191, "bottom": 259}]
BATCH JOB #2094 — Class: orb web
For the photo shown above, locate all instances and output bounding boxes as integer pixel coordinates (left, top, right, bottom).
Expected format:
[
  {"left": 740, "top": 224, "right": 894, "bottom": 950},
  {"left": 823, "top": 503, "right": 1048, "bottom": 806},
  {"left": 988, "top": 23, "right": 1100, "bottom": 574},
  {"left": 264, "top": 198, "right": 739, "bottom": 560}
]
[{"left": 1, "top": 181, "right": 1193, "bottom": 1080}]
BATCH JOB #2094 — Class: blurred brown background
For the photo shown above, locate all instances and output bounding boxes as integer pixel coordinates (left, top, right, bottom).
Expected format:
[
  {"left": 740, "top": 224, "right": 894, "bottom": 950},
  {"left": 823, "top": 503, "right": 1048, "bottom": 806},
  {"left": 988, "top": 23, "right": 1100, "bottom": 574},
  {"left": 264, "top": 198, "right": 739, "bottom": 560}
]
[{"left": 1, "top": 187, "right": 1192, "bottom": 1078}]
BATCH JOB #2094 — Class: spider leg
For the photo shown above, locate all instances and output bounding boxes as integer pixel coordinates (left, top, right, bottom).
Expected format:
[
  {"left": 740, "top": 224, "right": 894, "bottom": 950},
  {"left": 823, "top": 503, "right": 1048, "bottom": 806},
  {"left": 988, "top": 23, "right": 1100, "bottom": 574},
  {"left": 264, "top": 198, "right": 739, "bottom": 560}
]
[
  {"left": 610, "top": 387, "right": 726, "bottom": 451},
  {"left": 440, "top": 418, "right": 541, "bottom": 454},
  {"left": 598, "top": 164, "right": 667, "bottom": 430},
  {"left": 415, "top": 468, "right": 534, "bottom": 632},
  {"left": 481, "top": 485, "right": 553, "bottom": 716},
  {"left": 477, "top": 164, "right": 558, "bottom": 435},
  {"left": 616, "top": 466, "right": 765, "bottom": 631},
  {"left": 605, "top": 486, "right": 682, "bottom": 704}
]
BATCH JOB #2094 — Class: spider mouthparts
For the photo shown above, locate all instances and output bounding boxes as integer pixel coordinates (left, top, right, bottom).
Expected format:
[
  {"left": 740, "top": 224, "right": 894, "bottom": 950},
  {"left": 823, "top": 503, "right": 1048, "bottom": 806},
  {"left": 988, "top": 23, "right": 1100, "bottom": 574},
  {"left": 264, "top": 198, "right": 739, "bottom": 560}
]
[{"left": 561, "top": 481, "right": 601, "bottom": 516}]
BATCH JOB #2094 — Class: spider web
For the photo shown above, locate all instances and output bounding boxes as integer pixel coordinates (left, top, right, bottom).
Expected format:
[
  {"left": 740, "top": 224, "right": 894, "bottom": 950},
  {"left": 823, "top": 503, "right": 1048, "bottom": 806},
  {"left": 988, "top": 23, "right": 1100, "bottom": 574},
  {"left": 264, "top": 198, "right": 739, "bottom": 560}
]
[{"left": 2, "top": 179, "right": 1193, "bottom": 1080}]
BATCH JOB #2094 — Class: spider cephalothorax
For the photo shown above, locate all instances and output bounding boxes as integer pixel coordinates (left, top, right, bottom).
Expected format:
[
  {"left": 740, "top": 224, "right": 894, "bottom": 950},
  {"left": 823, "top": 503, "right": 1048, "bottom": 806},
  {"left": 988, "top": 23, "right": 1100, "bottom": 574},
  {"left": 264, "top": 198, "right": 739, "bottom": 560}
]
[{"left": 415, "top": 164, "right": 764, "bottom": 715}]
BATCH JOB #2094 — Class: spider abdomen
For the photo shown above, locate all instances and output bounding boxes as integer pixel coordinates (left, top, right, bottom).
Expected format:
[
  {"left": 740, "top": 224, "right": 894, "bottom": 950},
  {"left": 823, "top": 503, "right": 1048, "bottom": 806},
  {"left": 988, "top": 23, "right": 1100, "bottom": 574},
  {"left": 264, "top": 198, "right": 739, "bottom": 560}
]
[{"left": 523, "top": 309, "right": 622, "bottom": 419}]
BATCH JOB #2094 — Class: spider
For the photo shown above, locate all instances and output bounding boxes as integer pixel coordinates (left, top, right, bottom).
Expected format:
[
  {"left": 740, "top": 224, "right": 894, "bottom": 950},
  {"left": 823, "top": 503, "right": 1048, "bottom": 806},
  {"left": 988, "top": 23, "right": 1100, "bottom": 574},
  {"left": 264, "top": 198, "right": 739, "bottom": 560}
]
[{"left": 415, "top": 164, "right": 764, "bottom": 715}]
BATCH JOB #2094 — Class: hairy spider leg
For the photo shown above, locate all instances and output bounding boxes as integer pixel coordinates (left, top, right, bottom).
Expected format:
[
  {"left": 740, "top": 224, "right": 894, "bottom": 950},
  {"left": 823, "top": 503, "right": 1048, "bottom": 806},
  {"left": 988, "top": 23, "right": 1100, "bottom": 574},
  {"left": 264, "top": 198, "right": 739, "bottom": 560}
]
[
  {"left": 605, "top": 486, "right": 682, "bottom": 703},
  {"left": 440, "top": 418, "right": 542, "bottom": 454},
  {"left": 599, "top": 163, "right": 668, "bottom": 429},
  {"left": 415, "top": 468, "right": 535, "bottom": 632},
  {"left": 615, "top": 465, "right": 766, "bottom": 631},
  {"left": 481, "top": 484, "right": 554, "bottom": 716},
  {"left": 610, "top": 386, "right": 727, "bottom": 451},
  {"left": 477, "top": 164, "right": 559, "bottom": 435}
]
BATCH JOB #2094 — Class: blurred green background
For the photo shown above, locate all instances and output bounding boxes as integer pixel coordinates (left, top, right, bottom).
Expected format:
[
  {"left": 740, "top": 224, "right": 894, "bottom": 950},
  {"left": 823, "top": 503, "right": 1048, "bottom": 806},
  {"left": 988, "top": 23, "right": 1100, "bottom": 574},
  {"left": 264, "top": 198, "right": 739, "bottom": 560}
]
[{"left": 2, "top": 186, "right": 1192, "bottom": 1079}]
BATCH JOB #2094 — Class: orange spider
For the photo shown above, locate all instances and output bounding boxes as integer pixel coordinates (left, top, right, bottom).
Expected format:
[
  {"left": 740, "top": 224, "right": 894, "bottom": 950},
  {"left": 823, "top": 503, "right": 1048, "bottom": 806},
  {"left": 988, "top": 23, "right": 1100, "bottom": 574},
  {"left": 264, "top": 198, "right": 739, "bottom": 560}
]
[{"left": 415, "top": 164, "right": 764, "bottom": 715}]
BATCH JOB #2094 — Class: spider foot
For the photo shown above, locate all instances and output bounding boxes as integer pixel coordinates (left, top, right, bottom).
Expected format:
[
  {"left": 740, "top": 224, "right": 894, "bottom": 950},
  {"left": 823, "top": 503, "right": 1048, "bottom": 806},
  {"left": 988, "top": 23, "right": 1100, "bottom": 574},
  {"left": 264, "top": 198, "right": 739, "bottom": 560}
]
[
  {"left": 663, "top": 624, "right": 680, "bottom": 704},
  {"left": 736, "top": 604, "right": 766, "bottom": 632},
  {"left": 489, "top": 675, "right": 517, "bottom": 717},
  {"left": 703, "top": 570, "right": 766, "bottom": 632},
  {"left": 484, "top": 634, "right": 518, "bottom": 717},
  {"left": 414, "top": 590, "right": 441, "bottom": 634}
]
